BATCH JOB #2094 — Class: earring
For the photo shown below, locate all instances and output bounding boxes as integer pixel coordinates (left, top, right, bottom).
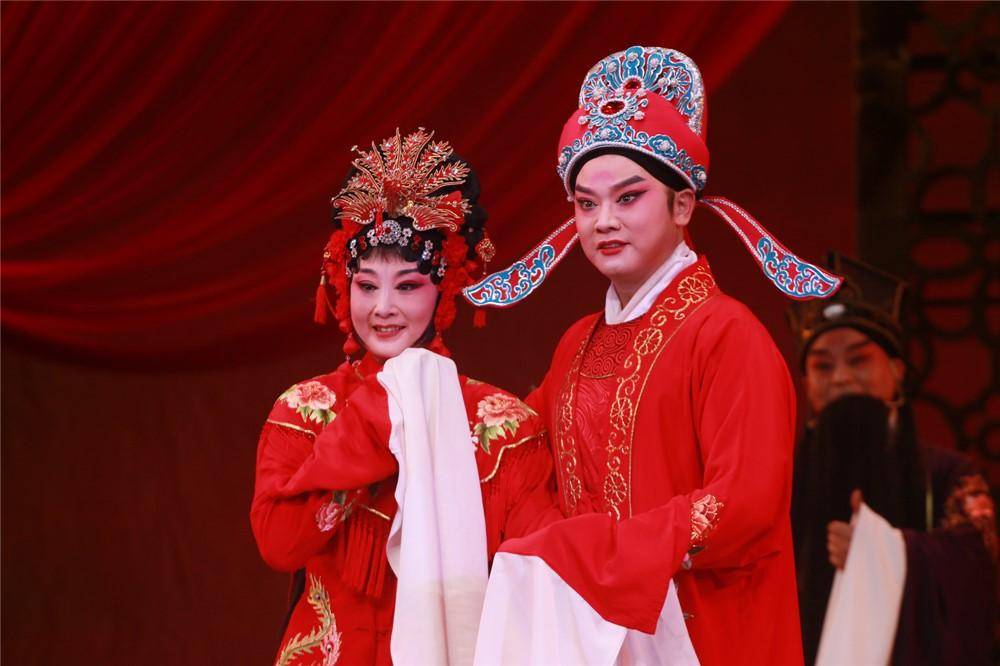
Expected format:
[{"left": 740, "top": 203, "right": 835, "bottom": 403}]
[{"left": 343, "top": 331, "right": 361, "bottom": 360}]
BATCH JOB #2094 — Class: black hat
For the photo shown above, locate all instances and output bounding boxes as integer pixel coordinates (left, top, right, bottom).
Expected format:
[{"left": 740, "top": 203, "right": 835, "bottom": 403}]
[{"left": 787, "top": 252, "right": 906, "bottom": 366}]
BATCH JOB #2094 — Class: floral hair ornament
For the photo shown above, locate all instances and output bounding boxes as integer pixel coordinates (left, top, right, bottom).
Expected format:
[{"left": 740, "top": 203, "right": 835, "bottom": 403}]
[
  {"left": 463, "top": 46, "right": 843, "bottom": 310},
  {"left": 316, "top": 128, "right": 494, "bottom": 357}
]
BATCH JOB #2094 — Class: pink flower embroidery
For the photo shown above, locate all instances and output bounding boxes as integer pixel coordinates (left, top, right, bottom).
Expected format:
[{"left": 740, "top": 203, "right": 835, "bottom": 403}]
[
  {"left": 473, "top": 393, "right": 535, "bottom": 454},
  {"left": 279, "top": 381, "right": 337, "bottom": 426},
  {"left": 477, "top": 393, "right": 531, "bottom": 428},
  {"left": 285, "top": 381, "right": 336, "bottom": 411},
  {"left": 315, "top": 491, "right": 352, "bottom": 532},
  {"left": 690, "top": 494, "right": 724, "bottom": 544}
]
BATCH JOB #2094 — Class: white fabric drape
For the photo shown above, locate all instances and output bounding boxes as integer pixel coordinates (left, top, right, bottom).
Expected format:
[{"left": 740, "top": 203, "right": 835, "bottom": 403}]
[
  {"left": 604, "top": 240, "right": 697, "bottom": 324},
  {"left": 816, "top": 503, "right": 906, "bottom": 666},
  {"left": 379, "top": 348, "right": 489, "bottom": 666},
  {"left": 474, "top": 552, "right": 698, "bottom": 666}
]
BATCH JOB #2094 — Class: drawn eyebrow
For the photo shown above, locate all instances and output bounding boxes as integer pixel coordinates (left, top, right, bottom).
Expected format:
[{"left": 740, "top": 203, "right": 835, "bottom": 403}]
[
  {"left": 612, "top": 175, "right": 646, "bottom": 189},
  {"left": 575, "top": 174, "right": 647, "bottom": 196},
  {"left": 356, "top": 267, "right": 421, "bottom": 277}
]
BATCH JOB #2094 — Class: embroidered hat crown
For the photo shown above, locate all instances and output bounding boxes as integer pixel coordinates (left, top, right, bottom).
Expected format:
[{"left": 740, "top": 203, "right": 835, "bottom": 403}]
[{"left": 557, "top": 45, "right": 709, "bottom": 194}]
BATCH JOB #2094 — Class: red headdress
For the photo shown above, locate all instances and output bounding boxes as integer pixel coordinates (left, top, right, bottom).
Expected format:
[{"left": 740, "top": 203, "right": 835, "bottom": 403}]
[
  {"left": 316, "top": 128, "right": 495, "bottom": 357},
  {"left": 463, "top": 46, "right": 842, "bottom": 310}
]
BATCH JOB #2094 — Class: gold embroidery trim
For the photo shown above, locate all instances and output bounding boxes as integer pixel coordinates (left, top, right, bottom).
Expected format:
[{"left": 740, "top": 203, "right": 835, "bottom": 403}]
[
  {"left": 555, "top": 320, "right": 600, "bottom": 515},
  {"left": 604, "top": 267, "right": 717, "bottom": 519},
  {"left": 358, "top": 504, "right": 391, "bottom": 522},
  {"left": 266, "top": 419, "right": 318, "bottom": 438},
  {"left": 479, "top": 432, "right": 546, "bottom": 484},
  {"left": 579, "top": 371, "right": 614, "bottom": 380},
  {"left": 275, "top": 573, "right": 342, "bottom": 666}
]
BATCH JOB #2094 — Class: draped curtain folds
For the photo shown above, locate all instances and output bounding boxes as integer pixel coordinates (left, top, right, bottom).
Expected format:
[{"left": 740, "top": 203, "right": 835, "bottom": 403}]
[{"left": 1, "top": 2, "right": 787, "bottom": 369}]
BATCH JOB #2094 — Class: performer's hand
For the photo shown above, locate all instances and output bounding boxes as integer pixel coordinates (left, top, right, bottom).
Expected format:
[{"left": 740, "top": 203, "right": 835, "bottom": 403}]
[
  {"left": 827, "top": 489, "right": 863, "bottom": 570},
  {"left": 849, "top": 488, "right": 862, "bottom": 513}
]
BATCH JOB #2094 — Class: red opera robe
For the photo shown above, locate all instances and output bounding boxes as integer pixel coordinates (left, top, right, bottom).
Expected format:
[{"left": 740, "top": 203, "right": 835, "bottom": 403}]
[
  {"left": 251, "top": 353, "right": 556, "bottom": 666},
  {"left": 506, "top": 258, "right": 803, "bottom": 665}
]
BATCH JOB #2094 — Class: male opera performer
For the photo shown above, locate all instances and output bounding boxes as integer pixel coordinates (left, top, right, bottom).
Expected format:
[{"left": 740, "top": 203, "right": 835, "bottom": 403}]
[{"left": 465, "top": 45, "right": 843, "bottom": 665}]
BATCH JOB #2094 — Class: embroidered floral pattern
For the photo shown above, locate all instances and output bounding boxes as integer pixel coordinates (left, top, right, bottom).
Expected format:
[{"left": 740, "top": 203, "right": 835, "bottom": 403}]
[
  {"left": 275, "top": 574, "right": 342, "bottom": 666},
  {"left": 556, "top": 332, "right": 591, "bottom": 514},
  {"left": 473, "top": 393, "right": 535, "bottom": 454},
  {"left": 280, "top": 381, "right": 337, "bottom": 427},
  {"left": 315, "top": 490, "right": 356, "bottom": 533},
  {"left": 943, "top": 473, "right": 998, "bottom": 559},
  {"left": 603, "top": 266, "right": 717, "bottom": 518},
  {"left": 661, "top": 267, "right": 716, "bottom": 319},
  {"left": 690, "top": 494, "right": 724, "bottom": 544}
]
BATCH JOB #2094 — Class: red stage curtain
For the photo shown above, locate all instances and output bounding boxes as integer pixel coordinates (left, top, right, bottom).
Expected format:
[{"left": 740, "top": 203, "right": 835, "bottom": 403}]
[{"left": 2, "top": 1, "right": 787, "bottom": 369}]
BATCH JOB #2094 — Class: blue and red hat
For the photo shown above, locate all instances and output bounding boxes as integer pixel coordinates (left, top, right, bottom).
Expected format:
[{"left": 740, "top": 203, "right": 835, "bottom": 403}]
[
  {"left": 558, "top": 46, "right": 709, "bottom": 195},
  {"left": 464, "top": 46, "right": 843, "bottom": 310}
]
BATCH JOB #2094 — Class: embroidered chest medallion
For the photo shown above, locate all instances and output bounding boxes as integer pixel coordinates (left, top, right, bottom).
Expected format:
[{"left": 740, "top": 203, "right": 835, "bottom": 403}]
[{"left": 556, "top": 264, "right": 717, "bottom": 519}]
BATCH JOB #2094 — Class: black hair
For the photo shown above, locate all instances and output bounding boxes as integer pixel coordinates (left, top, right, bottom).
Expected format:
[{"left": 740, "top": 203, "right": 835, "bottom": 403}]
[
  {"left": 568, "top": 147, "right": 692, "bottom": 194},
  {"left": 332, "top": 154, "right": 488, "bottom": 283}
]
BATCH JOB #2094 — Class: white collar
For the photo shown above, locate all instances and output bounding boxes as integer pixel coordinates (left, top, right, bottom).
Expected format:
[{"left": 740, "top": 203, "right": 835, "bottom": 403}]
[{"left": 604, "top": 241, "right": 698, "bottom": 324}]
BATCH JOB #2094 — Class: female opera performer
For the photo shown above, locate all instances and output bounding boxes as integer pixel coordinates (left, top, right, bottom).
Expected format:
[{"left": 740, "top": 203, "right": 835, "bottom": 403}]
[{"left": 250, "top": 129, "right": 556, "bottom": 666}]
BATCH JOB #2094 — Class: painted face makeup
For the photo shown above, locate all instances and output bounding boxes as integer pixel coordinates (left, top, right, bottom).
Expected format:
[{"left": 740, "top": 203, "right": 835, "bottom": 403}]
[
  {"left": 573, "top": 154, "right": 693, "bottom": 306},
  {"left": 349, "top": 253, "right": 438, "bottom": 361},
  {"left": 805, "top": 327, "right": 904, "bottom": 413}
]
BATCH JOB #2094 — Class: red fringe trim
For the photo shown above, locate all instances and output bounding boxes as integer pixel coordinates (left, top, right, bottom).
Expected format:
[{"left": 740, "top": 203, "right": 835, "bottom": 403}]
[
  {"left": 482, "top": 477, "right": 504, "bottom": 558},
  {"left": 338, "top": 510, "right": 391, "bottom": 598},
  {"left": 314, "top": 277, "right": 332, "bottom": 325}
]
